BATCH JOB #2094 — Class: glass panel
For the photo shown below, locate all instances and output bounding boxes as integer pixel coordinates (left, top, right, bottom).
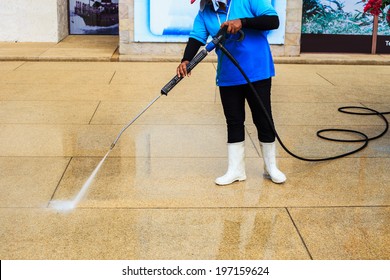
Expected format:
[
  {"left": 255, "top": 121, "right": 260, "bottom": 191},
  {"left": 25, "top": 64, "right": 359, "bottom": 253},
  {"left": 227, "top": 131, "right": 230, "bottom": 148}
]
[{"left": 69, "top": 0, "right": 119, "bottom": 35}]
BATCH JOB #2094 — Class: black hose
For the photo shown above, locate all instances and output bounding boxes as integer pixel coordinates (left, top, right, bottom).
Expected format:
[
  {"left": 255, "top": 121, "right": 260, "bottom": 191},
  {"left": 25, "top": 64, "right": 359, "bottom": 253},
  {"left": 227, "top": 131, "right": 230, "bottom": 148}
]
[{"left": 217, "top": 42, "right": 389, "bottom": 162}]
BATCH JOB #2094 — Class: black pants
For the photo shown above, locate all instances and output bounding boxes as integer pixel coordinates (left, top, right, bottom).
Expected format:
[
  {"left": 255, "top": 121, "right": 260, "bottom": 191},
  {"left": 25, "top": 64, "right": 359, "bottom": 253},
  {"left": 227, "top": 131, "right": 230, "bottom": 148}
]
[{"left": 219, "top": 78, "right": 275, "bottom": 143}]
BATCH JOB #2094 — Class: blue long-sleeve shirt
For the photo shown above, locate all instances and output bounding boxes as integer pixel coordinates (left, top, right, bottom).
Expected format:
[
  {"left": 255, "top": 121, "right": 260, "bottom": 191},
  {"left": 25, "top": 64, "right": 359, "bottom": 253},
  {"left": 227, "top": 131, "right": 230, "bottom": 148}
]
[{"left": 189, "top": 0, "right": 278, "bottom": 86}]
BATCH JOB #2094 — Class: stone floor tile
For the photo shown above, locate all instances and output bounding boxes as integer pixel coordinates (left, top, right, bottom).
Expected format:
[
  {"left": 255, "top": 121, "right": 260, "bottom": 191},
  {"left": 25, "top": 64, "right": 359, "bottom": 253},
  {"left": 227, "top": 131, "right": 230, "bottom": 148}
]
[
  {"left": 247, "top": 125, "right": 390, "bottom": 159},
  {"left": 289, "top": 207, "right": 390, "bottom": 259},
  {"left": 0, "top": 157, "right": 70, "bottom": 207},
  {"left": 272, "top": 85, "right": 390, "bottom": 104},
  {"left": 39, "top": 48, "right": 117, "bottom": 61},
  {"left": 0, "top": 101, "right": 99, "bottom": 124},
  {"left": 0, "top": 61, "right": 25, "bottom": 71},
  {"left": 0, "top": 43, "right": 55, "bottom": 60},
  {"left": 0, "top": 124, "right": 259, "bottom": 157},
  {"left": 0, "top": 208, "right": 310, "bottom": 260},
  {"left": 316, "top": 66, "right": 390, "bottom": 87},
  {"left": 49, "top": 157, "right": 390, "bottom": 209},
  {"left": 90, "top": 101, "right": 225, "bottom": 125},
  {"left": 0, "top": 70, "right": 114, "bottom": 84}
]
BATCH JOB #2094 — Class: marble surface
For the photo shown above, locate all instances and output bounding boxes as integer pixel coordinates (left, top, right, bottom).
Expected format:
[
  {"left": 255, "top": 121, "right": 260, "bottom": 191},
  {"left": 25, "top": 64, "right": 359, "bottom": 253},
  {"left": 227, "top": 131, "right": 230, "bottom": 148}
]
[{"left": 0, "top": 58, "right": 389, "bottom": 260}]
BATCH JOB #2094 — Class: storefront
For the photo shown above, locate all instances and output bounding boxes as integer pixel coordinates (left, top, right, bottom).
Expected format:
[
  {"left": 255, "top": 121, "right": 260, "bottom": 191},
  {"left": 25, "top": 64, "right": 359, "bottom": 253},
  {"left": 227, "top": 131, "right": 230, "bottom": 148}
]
[{"left": 0, "top": 0, "right": 388, "bottom": 56}]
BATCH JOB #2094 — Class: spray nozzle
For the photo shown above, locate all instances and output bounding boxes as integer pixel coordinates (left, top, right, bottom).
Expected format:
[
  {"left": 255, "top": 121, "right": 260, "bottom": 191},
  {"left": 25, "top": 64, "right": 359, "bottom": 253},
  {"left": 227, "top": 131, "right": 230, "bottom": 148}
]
[
  {"left": 206, "top": 26, "right": 227, "bottom": 52},
  {"left": 205, "top": 26, "right": 245, "bottom": 52}
]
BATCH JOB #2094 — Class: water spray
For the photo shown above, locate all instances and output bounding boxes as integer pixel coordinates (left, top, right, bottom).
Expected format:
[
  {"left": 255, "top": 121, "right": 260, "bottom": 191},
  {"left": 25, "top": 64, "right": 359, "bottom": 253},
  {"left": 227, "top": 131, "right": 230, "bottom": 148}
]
[{"left": 49, "top": 28, "right": 229, "bottom": 213}]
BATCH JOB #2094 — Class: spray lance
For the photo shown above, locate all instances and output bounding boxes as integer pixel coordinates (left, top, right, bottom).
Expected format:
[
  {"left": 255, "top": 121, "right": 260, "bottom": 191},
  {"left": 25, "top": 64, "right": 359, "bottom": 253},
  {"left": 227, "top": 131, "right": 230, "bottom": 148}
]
[
  {"left": 49, "top": 29, "right": 235, "bottom": 212},
  {"left": 49, "top": 27, "right": 235, "bottom": 213},
  {"left": 161, "top": 26, "right": 234, "bottom": 95},
  {"left": 109, "top": 26, "right": 233, "bottom": 150}
]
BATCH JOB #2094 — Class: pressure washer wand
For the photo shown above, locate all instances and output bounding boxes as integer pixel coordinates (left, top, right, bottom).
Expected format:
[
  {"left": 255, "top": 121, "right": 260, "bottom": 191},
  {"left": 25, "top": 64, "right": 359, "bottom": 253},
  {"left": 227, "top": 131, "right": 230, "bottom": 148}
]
[
  {"left": 110, "top": 94, "right": 161, "bottom": 150},
  {"left": 110, "top": 29, "right": 228, "bottom": 150},
  {"left": 161, "top": 27, "right": 228, "bottom": 95},
  {"left": 110, "top": 49, "right": 210, "bottom": 149},
  {"left": 110, "top": 47, "right": 210, "bottom": 150}
]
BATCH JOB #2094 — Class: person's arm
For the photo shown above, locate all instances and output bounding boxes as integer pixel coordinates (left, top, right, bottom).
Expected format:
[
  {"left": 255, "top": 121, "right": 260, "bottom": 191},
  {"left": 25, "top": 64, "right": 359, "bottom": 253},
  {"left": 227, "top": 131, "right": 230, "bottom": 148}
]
[
  {"left": 182, "top": 37, "right": 205, "bottom": 62},
  {"left": 221, "top": 15, "right": 279, "bottom": 34},
  {"left": 177, "top": 37, "right": 205, "bottom": 77},
  {"left": 240, "top": 15, "right": 279, "bottom": 30}
]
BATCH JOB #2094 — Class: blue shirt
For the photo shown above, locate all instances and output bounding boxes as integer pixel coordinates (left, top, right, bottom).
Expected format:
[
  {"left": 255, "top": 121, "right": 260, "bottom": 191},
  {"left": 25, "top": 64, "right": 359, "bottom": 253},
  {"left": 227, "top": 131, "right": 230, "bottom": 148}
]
[{"left": 189, "top": 0, "right": 277, "bottom": 86}]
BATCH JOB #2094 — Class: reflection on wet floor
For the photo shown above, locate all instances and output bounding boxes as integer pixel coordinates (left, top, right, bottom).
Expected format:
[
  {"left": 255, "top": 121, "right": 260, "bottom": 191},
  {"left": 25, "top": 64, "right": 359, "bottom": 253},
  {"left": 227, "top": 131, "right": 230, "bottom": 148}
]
[{"left": 0, "top": 59, "right": 389, "bottom": 259}]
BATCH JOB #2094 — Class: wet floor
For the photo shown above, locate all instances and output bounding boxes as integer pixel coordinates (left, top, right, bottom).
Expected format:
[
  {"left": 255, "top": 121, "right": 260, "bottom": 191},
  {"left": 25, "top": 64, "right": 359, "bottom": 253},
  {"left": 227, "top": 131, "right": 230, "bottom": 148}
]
[{"left": 0, "top": 57, "right": 389, "bottom": 259}]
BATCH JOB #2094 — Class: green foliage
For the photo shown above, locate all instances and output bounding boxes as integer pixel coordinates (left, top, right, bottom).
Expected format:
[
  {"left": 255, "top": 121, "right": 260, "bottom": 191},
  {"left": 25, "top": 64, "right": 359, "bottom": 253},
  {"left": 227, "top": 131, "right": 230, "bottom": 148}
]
[{"left": 302, "top": 0, "right": 390, "bottom": 35}]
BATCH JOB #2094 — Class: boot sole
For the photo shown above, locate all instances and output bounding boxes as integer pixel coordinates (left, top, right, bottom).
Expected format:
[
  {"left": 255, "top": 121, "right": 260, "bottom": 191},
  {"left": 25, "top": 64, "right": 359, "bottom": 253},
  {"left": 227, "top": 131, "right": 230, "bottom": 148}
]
[
  {"left": 263, "top": 173, "right": 286, "bottom": 184},
  {"left": 215, "top": 177, "right": 247, "bottom": 186}
]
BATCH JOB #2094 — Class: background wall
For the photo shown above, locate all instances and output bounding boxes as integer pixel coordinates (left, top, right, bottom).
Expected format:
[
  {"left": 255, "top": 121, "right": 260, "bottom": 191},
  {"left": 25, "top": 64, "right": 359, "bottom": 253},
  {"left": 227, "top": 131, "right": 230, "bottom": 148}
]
[
  {"left": 119, "top": 0, "right": 303, "bottom": 60},
  {"left": 57, "top": 0, "right": 69, "bottom": 41},
  {"left": 0, "top": 0, "right": 68, "bottom": 42}
]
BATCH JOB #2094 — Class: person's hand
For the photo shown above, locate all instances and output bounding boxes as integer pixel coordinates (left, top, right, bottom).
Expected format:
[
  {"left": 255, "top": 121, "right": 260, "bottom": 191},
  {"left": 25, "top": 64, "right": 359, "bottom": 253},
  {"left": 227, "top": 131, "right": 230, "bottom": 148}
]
[
  {"left": 220, "top": 19, "right": 242, "bottom": 34},
  {"left": 177, "top": 60, "right": 191, "bottom": 78}
]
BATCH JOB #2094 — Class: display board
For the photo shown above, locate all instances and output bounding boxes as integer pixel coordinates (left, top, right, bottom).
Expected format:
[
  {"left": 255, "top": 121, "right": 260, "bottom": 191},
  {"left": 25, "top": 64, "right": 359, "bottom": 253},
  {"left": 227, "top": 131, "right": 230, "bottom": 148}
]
[
  {"left": 134, "top": 0, "right": 286, "bottom": 44},
  {"left": 301, "top": 0, "right": 390, "bottom": 53},
  {"left": 69, "top": 0, "right": 119, "bottom": 35}
]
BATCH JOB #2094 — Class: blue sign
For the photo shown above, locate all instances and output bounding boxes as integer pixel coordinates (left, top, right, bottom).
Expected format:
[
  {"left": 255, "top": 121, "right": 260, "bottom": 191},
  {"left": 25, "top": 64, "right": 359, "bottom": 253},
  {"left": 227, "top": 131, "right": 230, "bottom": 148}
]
[{"left": 134, "top": 0, "right": 286, "bottom": 44}]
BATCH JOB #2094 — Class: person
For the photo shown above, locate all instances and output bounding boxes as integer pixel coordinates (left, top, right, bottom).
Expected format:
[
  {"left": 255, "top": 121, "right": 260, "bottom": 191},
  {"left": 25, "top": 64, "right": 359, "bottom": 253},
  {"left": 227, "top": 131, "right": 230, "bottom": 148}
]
[{"left": 177, "top": 0, "right": 286, "bottom": 185}]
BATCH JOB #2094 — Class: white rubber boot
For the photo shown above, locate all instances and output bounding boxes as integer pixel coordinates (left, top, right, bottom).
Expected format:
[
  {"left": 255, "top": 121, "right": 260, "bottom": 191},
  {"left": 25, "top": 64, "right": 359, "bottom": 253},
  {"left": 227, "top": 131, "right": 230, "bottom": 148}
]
[
  {"left": 215, "top": 141, "right": 246, "bottom": 185},
  {"left": 260, "top": 141, "right": 286, "bottom": 184}
]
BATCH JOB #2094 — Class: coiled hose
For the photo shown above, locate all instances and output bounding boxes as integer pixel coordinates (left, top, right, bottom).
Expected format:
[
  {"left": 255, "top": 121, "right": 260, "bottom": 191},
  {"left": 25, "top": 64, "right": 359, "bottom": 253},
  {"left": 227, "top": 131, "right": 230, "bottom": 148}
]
[{"left": 217, "top": 42, "right": 389, "bottom": 162}]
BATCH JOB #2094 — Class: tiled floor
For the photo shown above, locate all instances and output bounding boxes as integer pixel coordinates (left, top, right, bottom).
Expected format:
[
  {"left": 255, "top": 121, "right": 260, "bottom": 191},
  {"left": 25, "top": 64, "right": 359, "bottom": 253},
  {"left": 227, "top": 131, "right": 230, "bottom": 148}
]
[
  {"left": 0, "top": 36, "right": 118, "bottom": 61},
  {"left": 0, "top": 45, "right": 389, "bottom": 260}
]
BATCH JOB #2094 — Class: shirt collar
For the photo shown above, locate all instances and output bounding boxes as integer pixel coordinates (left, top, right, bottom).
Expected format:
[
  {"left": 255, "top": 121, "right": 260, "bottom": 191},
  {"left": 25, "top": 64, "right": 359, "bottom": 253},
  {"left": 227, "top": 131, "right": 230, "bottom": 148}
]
[{"left": 200, "top": 0, "right": 228, "bottom": 12}]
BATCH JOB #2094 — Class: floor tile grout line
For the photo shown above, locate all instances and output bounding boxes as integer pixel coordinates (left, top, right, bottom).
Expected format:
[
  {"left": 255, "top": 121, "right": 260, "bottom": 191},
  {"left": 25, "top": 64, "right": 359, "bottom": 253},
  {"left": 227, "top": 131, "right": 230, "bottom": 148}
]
[
  {"left": 88, "top": 100, "right": 102, "bottom": 125},
  {"left": 77, "top": 205, "right": 390, "bottom": 210},
  {"left": 246, "top": 126, "right": 261, "bottom": 158},
  {"left": 0, "top": 100, "right": 225, "bottom": 103},
  {"left": 46, "top": 157, "right": 73, "bottom": 207},
  {"left": 0, "top": 155, "right": 388, "bottom": 160},
  {"left": 0, "top": 122, "right": 102, "bottom": 125},
  {"left": 108, "top": 70, "right": 116, "bottom": 84},
  {"left": 285, "top": 205, "right": 390, "bottom": 209},
  {"left": 316, "top": 72, "right": 336, "bottom": 86},
  {"left": 1, "top": 205, "right": 390, "bottom": 210},
  {"left": 285, "top": 207, "right": 314, "bottom": 260},
  {"left": 0, "top": 156, "right": 73, "bottom": 158},
  {"left": 1, "top": 123, "right": 386, "bottom": 127},
  {"left": 13, "top": 61, "right": 27, "bottom": 71}
]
